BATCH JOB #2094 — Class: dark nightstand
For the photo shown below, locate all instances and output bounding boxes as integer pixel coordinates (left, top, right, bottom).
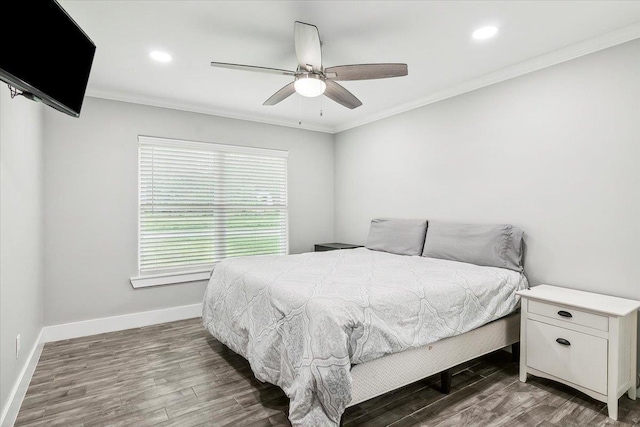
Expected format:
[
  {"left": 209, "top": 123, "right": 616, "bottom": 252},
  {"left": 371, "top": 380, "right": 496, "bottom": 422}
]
[{"left": 314, "top": 243, "right": 363, "bottom": 252}]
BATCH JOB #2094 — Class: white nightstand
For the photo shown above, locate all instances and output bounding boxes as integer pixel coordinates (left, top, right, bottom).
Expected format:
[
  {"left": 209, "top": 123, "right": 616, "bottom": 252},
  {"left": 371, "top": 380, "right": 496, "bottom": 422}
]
[{"left": 517, "top": 285, "right": 640, "bottom": 420}]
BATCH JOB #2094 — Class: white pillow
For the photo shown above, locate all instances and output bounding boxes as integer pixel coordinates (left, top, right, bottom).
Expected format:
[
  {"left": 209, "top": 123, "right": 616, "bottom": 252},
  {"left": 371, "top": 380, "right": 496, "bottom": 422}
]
[
  {"left": 365, "top": 218, "right": 428, "bottom": 256},
  {"left": 422, "top": 221, "right": 524, "bottom": 272}
]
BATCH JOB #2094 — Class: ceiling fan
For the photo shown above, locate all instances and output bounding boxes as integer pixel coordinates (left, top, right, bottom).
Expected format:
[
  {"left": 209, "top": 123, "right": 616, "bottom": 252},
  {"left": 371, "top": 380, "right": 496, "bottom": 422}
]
[{"left": 210, "top": 21, "right": 408, "bottom": 110}]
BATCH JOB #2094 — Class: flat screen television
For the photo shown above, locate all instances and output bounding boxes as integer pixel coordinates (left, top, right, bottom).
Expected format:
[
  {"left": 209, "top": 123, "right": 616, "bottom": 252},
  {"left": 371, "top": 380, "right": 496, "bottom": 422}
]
[{"left": 0, "top": 0, "right": 96, "bottom": 117}]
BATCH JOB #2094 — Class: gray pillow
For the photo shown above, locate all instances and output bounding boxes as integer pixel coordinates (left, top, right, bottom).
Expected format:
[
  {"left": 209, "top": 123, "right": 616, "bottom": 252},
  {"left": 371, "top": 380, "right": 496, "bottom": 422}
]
[
  {"left": 422, "top": 221, "right": 524, "bottom": 272},
  {"left": 365, "top": 218, "right": 428, "bottom": 256}
]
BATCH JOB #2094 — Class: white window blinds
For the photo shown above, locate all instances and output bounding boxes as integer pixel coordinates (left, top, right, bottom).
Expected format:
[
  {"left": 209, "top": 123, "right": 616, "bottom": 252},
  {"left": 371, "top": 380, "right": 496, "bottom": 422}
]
[{"left": 138, "top": 136, "right": 288, "bottom": 275}]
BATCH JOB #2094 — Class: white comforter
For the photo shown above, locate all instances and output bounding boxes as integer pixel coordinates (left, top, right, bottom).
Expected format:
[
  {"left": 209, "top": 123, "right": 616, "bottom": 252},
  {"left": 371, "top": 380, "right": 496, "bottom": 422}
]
[{"left": 202, "top": 248, "right": 527, "bottom": 426}]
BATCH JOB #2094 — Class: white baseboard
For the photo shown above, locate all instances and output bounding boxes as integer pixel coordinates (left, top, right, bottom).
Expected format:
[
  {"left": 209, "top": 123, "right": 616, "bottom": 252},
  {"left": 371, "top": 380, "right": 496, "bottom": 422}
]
[
  {"left": 42, "top": 303, "right": 203, "bottom": 343},
  {"left": 0, "top": 330, "right": 44, "bottom": 427}
]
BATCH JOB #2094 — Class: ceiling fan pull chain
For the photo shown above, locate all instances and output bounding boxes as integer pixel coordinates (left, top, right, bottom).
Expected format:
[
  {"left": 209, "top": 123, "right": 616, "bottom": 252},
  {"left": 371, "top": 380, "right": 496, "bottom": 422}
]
[
  {"left": 298, "top": 95, "right": 302, "bottom": 126},
  {"left": 320, "top": 95, "right": 323, "bottom": 117}
]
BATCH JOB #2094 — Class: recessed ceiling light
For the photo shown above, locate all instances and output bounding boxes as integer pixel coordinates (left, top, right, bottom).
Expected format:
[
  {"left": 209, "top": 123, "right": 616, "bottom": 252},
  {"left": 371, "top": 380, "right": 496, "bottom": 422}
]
[
  {"left": 472, "top": 26, "right": 498, "bottom": 40},
  {"left": 149, "top": 51, "right": 172, "bottom": 63}
]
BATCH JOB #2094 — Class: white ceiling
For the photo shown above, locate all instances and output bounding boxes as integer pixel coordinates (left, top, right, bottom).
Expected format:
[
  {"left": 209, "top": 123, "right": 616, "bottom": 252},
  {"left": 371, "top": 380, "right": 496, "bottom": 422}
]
[{"left": 61, "top": 1, "right": 640, "bottom": 133}]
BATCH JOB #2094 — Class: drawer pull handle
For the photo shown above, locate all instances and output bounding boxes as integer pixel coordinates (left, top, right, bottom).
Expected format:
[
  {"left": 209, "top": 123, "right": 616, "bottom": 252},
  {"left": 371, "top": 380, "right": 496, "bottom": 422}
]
[
  {"left": 556, "top": 338, "right": 571, "bottom": 346},
  {"left": 557, "top": 310, "right": 573, "bottom": 318}
]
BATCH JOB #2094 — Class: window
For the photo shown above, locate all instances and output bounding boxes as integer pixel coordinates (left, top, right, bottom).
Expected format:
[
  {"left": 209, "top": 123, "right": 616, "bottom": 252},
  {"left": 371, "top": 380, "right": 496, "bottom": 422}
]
[{"left": 132, "top": 136, "right": 288, "bottom": 287}]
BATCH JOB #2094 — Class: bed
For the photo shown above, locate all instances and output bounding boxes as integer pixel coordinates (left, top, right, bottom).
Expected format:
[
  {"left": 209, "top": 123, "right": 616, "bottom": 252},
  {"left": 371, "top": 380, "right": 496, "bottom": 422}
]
[{"left": 203, "top": 221, "right": 528, "bottom": 426}]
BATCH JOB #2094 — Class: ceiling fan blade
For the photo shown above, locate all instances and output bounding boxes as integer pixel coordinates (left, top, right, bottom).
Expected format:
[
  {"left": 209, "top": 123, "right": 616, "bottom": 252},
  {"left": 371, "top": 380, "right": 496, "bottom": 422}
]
[
  {"left": 263, "top": 82, "right": 296, "bottom": 106},
  {"left": 294, "top": 21, "right": 322, "bottom": 72},
  {"left": 324, "top": 80, "right": 362, "bottom": 109},
  {"left": 325, "top": 63, "right": 408, "bottom": 81},
  {"left": 211, "top": 61, "right": 296, "bottom": 76}
]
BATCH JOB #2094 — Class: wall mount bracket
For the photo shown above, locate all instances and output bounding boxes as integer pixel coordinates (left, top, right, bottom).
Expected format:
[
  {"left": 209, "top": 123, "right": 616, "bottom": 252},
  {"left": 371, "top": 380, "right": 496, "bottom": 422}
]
[{"left": 8, "top": 84, "right": 21, "bottom": 99}]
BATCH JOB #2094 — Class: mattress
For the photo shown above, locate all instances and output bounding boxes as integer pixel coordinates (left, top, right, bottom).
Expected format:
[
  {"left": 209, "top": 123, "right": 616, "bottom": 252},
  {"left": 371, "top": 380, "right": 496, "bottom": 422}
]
[
  {"left": 349, "top": 311, "right": 520, "bottom": 406},
  {"left": 202, "top": 248, "right": 527, "bottom": 426}
]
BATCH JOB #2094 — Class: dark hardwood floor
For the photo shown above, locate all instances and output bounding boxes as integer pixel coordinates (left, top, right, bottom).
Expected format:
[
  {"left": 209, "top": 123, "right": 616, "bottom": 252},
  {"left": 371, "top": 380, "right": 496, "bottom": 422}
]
[{"left": 14, "top": 318, "right": 640, "bottom": 426}]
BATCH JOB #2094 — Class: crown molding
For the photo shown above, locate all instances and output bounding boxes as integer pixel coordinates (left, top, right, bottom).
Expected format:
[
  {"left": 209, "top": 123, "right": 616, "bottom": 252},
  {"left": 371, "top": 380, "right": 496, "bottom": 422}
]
[
  {"left": 86, "top": 22, "right": 640, "bottom": 135},
  {"left": 84, "top": 88, "right": 335, "bottom": 134},
  {"left": 333, "top": 21, "right": 640, "bottom": 134}
]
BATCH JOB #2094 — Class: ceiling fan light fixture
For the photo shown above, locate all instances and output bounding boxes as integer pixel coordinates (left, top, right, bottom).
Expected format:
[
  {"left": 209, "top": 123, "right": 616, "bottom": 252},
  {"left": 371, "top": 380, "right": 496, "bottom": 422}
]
[{"left": 294, "top": 74, "right": 326, "bottom": 97}]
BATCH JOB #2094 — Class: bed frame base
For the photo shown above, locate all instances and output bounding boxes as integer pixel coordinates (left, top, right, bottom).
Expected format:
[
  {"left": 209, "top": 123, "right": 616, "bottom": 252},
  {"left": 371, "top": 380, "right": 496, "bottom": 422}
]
[
  {"left": 438, "top": 341, "right": 518, "bottom": 395},
  {"left": 511, "top": 341, "right": 520, "bottom": 363},
  {"left": 347, "top": 312, "right": 520, "bottom": 407},
  {"left": 440, "top": 369, "right": 452, "bottom": 394}
]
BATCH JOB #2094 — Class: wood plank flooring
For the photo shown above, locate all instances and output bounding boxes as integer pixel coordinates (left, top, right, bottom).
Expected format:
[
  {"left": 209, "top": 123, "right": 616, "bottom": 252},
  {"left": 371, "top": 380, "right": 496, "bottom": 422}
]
[{"left": 14, "top": 318, "right": 640, "bottom": 426}]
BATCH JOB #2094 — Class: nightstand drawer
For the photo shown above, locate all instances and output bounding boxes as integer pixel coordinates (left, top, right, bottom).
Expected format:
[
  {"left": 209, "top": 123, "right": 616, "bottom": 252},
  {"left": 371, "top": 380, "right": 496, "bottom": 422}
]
[
  {"left": 527, "top": 319, "right": 608, "bottom": 394},
  {"left": 528, "top": 300, "right": 608, "bottom": 332}
]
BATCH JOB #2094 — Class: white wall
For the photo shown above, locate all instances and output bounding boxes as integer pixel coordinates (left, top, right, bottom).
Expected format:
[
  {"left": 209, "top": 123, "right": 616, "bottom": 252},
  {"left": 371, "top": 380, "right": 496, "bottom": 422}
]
[
  {"left": 334, "top": 39, "right": 640, "bottom": 300},
  {"left": 43, "top": 97, "right": 334, "bottom": 326},
  {"left": 0, "top": 87, "right": 44, "bottom": 416}
]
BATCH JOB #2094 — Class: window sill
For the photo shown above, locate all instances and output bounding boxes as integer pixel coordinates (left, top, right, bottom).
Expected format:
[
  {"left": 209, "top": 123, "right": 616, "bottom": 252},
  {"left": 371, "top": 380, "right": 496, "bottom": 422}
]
[{"left": 130, "top": 269, "right": 212, "bottom": 288}]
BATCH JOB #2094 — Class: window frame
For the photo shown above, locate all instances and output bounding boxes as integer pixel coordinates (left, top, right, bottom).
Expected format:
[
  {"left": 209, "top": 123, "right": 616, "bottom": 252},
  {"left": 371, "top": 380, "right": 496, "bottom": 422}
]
[{"left": 130, "top": 135, "right": 289, "bottom": 288}]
